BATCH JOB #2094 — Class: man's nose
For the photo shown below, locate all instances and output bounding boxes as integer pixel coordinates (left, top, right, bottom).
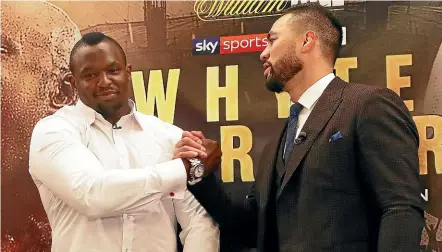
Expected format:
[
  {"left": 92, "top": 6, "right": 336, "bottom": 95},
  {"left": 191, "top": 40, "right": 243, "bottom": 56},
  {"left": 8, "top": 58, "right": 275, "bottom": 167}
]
[
  {"left": 97, "top": 72, "right": 112, "bottom": 87},
  {"left": 260, "top": 46, "right": 270, "bottom": 62}
]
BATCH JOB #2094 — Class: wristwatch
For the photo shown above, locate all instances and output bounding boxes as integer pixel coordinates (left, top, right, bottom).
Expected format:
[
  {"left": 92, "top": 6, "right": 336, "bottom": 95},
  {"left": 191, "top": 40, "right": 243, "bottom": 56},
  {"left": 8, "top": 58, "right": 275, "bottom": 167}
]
[{"left": 187, "top": 158, "right": 205, "bottom": 185}]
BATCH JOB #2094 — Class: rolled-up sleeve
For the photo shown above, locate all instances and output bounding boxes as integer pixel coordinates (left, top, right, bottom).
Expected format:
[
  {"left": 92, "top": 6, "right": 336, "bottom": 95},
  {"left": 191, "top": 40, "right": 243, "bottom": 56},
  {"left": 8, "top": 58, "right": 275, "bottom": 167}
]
[{"left": 29, "top": 117, "right": 187, "bottom": 219}]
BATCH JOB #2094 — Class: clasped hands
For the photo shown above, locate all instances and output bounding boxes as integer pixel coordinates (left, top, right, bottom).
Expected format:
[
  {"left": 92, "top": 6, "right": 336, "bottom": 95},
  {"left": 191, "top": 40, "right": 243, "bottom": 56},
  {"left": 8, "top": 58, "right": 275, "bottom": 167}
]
[{"left": 173, "top": 131, "right": 222, "bottom": 179}]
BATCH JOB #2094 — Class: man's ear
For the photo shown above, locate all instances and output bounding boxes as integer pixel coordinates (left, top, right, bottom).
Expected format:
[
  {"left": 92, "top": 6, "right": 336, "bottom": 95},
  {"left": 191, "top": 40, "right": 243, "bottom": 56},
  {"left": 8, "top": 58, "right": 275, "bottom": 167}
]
[
  {"left": 300, "top": 31, "right": 316, "bottom": 53},
  {"left": 48, "top": 71, "right": 78, "bottom": 112},
  {"left": 126, "top": 64, "right": 132, "bottom": 81},
  {"left": 60, "top": 72, "right": 77, "bottom": 101},
  {"left": 65, "top": 72, "right": 76, "bottom": 88}
]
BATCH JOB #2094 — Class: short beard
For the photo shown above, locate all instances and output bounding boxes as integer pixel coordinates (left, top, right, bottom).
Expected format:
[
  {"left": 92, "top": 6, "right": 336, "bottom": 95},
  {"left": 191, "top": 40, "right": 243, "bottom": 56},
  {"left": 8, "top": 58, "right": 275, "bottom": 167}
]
[
  {"left": 265, "top": 51, "right": 303, "bottom": 93},
  {"left": 265, "top": 78, "right": 285, "bottom": 93},
  {"left": 96, "top": 102, "right": 124, "bottom": 119}
]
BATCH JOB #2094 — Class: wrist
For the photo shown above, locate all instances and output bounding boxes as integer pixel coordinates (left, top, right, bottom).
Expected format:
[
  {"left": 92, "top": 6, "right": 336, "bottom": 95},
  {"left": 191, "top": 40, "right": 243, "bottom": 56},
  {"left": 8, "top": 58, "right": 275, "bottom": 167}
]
[
  {"left": 181, "top": 158, "right": 191, "bottom": 181},
  {"left": 187, "top": 158, "right": 204, "bottom": 185}
]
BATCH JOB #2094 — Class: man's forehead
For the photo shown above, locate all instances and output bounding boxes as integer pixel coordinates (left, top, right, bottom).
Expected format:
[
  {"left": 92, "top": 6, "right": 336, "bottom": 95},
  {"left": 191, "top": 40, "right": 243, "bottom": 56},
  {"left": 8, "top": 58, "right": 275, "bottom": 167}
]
[
  {"left": 270, "top": 14, "right": 293, "bottom": 33},
  {"left": 77, "top": 42, "right": 110, "bottom": 54},
  {"left": 74, "top": 42, "right": 119, "bottom": 61}
]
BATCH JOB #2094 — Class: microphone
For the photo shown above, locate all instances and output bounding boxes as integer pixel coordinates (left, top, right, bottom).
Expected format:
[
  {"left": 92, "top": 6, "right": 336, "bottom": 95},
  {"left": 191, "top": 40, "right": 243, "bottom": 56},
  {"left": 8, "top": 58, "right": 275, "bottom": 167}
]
[
  {"left": 112, "top": 124, "right": 122, "bottom": 130},
  {"left": 294, "top": 132, "right": 307, "bottom": 144}
]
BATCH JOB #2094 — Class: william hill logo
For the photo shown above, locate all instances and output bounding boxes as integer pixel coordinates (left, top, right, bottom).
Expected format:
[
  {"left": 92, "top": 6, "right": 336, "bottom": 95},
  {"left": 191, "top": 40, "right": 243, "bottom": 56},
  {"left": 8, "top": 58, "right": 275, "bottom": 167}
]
[
  {"left": 194, "top": 0, "right": 345, "bottom": 21},
  {"left": 194, "top": 0, "right": 288, "bottom": 21}
]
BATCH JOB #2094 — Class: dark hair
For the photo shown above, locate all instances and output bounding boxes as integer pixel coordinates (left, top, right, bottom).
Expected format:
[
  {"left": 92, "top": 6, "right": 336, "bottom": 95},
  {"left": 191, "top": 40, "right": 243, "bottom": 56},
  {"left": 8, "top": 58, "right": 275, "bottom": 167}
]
[
  {"left": 286, "top": 2, "right": 343, "bottom": 64},
  {"left": 69, "top": 32, "right": 127, "bottom": 72}
]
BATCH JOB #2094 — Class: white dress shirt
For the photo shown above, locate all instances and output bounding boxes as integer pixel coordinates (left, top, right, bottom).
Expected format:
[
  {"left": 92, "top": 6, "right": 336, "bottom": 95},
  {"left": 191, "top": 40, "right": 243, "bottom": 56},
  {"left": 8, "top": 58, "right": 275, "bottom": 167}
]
[
  {"left": 283, "top": 73, "right": 335, "bottom": 157},
  {"left": 29, "top": 100, "right": 219, "bottom": 252},
  {"left": 293, "top": 73, "right": 335, "bottom": 138}
]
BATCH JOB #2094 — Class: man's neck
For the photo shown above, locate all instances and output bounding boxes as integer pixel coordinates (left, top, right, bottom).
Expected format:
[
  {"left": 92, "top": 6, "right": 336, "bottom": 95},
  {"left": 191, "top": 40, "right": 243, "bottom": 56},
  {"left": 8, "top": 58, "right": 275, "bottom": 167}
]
[
  {"left": 103, "top": 104, "right": 131, "bottom": 125},
  {"left": 286, "top": 64, "right": 333, "bottom": 102}
]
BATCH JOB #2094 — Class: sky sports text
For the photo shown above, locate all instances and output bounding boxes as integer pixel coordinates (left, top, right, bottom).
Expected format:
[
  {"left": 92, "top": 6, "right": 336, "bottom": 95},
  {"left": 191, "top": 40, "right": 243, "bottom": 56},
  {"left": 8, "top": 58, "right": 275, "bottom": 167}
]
[
  {"left": 193, "top": 34, "right": 268, "bottom": 55},
  {"left": 193, "top": 28, "right": 346, "bottom": 56}
]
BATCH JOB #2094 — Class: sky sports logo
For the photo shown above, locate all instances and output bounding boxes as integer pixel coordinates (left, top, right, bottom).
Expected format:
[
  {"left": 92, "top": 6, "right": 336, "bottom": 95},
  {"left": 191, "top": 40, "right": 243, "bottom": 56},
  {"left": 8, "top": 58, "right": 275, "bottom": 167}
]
[
  {"left": 192, "top": 33, "right": 268, "bottom": 55},
  {"left": 192, "top": 27, "right": 347, "bottom": 56}
]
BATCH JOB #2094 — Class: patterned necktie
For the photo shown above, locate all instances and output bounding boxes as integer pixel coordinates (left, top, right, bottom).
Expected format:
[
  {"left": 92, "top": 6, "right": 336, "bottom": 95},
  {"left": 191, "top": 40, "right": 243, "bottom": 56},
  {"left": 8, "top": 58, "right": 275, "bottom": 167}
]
[{"left": 284, "top": 102, "right": 303, "bottom": 164}]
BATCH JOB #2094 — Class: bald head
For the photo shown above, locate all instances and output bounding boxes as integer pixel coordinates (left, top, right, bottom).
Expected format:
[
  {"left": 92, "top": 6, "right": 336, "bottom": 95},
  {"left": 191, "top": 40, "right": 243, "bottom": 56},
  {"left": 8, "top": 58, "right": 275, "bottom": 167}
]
[
  {"left": 1, "top": 1, "right": 81, "bottom": 243},
  {"left": 2, "top": 1, "right": 81, "bottom": 113},
  {"left": 69, "top": 32, "right": 127, "bottom": 74},
  {"left": 285, "top": 2, "right": 343, "bottom": 64}
]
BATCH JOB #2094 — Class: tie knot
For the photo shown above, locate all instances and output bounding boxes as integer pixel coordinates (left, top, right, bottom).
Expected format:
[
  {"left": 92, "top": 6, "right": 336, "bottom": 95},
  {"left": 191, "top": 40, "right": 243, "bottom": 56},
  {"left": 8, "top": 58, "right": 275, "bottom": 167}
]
[{"left": 290, "top": 102, "right": 303, "bottom": 118}]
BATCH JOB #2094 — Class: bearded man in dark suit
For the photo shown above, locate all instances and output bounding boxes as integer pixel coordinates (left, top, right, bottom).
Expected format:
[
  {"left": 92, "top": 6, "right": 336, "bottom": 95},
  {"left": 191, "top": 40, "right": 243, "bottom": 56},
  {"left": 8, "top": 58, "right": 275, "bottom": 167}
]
[{"left": 173, "top": 3, "right": 425, "bottom": 252}]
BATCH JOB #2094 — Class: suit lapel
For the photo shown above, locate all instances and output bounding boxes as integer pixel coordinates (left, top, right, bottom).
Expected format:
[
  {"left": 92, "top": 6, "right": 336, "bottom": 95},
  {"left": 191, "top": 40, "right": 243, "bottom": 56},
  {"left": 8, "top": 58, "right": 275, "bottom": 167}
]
[{"left": 277, "top": 77, "right": 347, "bottom": 199}]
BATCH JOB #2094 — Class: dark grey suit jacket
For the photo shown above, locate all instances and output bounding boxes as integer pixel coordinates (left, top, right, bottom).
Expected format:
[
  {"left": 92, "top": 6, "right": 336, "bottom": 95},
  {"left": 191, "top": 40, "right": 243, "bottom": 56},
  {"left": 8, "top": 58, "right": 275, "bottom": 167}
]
[{"left": 189, "top": 77, "right": 424, "bottom": 252}]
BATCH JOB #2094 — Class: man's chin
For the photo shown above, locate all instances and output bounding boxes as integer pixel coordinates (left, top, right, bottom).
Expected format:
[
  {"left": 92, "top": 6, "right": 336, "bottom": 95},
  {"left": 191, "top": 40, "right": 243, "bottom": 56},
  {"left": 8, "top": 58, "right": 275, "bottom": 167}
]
[
  {"left": 265, "top": 79, "right": 285, "bottom": 93},
  {"left": 97, "top": 101, "right": 124, "bottom": 116}
]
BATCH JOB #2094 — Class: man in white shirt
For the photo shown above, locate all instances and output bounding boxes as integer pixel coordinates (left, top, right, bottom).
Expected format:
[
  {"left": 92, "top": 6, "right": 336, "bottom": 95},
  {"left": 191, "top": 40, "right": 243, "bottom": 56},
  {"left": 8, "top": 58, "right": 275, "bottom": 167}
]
[{"left": 29, "top": 31, "right": 219, "bottom": 252}]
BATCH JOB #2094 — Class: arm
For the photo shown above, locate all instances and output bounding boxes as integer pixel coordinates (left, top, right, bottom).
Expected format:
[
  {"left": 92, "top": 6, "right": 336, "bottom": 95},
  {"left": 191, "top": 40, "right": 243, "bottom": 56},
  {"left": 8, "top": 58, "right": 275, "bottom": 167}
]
[
  {"left": 356, "top": 88, "right": 425, "bottom": 252},
  {"left": 174, "top": 188, "right": 220, "bottom": 252},
  {"left": 160, "top": 126, "right": 220, "bottom": 251},
  {"left": 188, "top": 174, "right": 258, "bottom": 249},
  {"left": 29, "top": 117, "right": 188, "bottom": 219}
]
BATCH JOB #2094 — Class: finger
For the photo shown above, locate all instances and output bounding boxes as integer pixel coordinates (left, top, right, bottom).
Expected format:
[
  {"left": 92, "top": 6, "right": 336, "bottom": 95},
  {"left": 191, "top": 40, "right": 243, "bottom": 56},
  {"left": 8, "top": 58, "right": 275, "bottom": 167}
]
[
  {"left": 176, "top": 136, "right": 198, "bottom": 148},
  {"left": 190, "top": 131, "right": 206, "bottom": 140},
  {"left": 183, "top": 131, "right": 203, "bottom": 144},
  {"left": 182, "top": 131, "right": 194, "bottom": 138},
  {"left": 174, "top": 151, "right": 199, "bottom": 159},
  {"left": 176, "top": 137, "right": 206, "bottom": 152},
  {"left": 176, "top": 146, "right": 207, "bottom": 158}
]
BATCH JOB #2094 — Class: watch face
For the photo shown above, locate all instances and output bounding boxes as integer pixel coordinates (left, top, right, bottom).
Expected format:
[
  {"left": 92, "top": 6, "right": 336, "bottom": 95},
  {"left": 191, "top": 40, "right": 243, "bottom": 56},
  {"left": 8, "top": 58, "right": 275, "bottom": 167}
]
[{"left": 194, "top": 165, "right": 205, "bottom": 178}]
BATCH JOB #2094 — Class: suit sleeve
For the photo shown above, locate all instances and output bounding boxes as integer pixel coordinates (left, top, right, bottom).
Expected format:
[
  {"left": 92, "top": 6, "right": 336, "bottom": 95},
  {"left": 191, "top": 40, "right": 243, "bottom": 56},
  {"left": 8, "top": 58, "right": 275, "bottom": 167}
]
[
  {"left": 356, "top": 88, "right": 425, "bottom": 252},
  {"left": 187, "top": 173, "right": 258, "bottom": 248}
]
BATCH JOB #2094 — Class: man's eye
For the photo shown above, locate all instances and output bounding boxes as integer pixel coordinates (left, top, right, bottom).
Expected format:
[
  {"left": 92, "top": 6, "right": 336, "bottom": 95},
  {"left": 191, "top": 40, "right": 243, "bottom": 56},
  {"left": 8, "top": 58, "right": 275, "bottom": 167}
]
[{"left": 84, "top": 73, "right": 96, "bottom": 78}]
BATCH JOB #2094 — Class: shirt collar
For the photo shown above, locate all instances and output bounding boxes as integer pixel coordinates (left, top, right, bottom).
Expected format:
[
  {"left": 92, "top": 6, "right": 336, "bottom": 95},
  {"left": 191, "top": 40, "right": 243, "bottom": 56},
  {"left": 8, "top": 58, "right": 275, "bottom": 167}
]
[
  {"left": 76, "top": 99, "right": 140, "bottom": 127},
  {"left": 296, "top": 73, "right": 335, "bottom": 110}
]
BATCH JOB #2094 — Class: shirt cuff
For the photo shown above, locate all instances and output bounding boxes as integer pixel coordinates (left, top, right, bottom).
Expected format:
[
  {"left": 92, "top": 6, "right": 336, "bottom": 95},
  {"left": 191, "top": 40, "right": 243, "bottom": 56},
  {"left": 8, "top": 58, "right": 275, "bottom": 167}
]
[{"left": 154, "top": 158, "right": 187, "bottom": 200}]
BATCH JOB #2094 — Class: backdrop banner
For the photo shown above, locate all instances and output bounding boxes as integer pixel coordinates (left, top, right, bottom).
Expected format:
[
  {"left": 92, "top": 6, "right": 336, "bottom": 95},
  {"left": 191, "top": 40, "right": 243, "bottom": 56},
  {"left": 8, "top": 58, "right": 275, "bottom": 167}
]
[{"left": 1, "top": 1, "right": 441, "bottom": 251}]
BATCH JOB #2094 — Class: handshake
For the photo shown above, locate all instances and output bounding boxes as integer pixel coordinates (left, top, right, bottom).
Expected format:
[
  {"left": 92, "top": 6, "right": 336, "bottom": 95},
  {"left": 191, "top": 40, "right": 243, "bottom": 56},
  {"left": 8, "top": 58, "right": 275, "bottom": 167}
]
[{"left": 173, "top": 130, "right": 222, "bottom": 181}]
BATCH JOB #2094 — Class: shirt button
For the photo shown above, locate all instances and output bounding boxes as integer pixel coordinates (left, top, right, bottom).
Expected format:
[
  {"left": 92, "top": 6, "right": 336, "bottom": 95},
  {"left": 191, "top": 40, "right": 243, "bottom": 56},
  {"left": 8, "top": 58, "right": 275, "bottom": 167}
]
[{"left": 169, "top": 192, "right": 175, "bottom": 197}]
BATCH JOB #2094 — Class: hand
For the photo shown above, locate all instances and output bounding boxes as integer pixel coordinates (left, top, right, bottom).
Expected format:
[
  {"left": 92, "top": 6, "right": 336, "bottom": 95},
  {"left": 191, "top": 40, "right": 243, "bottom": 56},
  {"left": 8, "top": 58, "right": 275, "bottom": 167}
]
[
  {"left": 173, "top": 131, "right": 208, "bottom": 160},
  {"left": 189, "top": 130, "right": 206, "bottom": 141},
  {"left": 174, "top": 131, "right": 208, "bottom": 180},
  {"left": 200, "top": 139, "right": 222, "bottom": 175}
]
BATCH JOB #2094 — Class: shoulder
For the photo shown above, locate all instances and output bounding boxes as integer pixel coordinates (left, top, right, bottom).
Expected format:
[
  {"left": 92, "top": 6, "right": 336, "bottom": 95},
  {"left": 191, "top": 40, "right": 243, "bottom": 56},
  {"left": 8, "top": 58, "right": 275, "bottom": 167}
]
[
  {"left": 340, "top": 80, "right": 404, "bottom": 107},
  {"left": 340, "top": 81, "right": 415, "bottom": 131},
  {"left": 32, "top": 105, "right": 87, "bottom": 139},
  {"left": 30, "top": 105, "right": 89, "bottom": 153}
]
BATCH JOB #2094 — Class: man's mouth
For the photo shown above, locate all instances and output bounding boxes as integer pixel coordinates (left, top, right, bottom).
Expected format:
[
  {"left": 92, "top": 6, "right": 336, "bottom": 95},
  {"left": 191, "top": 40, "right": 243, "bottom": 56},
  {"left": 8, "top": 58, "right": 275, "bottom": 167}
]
[
  {"left": 263, "top": 63, "right": 272, "bottom": 77},
  {"left": 96, "top": 90, "right": 119, "bottom": 100}
]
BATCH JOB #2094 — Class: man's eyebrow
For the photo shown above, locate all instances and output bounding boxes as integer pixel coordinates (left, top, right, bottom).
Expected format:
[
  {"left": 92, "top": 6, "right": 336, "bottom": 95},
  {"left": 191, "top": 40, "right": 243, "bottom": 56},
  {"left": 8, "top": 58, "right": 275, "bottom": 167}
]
[
  {"left": 267, "top": 31, "right": 276, "bottom": 39},
  {"left": 79, "top": 66, "right": 93, "bottom": 74}
]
